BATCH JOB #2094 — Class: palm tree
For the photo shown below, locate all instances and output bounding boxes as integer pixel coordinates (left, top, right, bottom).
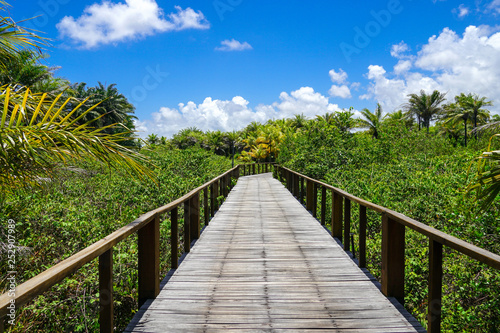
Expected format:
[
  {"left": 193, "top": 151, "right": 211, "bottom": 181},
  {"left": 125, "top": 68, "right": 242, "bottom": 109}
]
[
  {"left": 332, "top": 108, "right": 357, "bottom": 133},
  {"left": 358, "top": 103, "right": 383, "bottom": 139},
  {"left": 146, "top": 133, "right": 159, "bottom": 145},
  {"left": 290, "top": 114, "right": 308, "bottom": 130},
  {"left": 0, "top": 86, "right": 155, "bottom": 190},
  {"left": 316, "top": 112, "right": 335, "bottom": 126},
  {"left": 404, "top": 90, "right": 446, "bottom": 133},
  {"left": 0, "top": 50, "right": 69, "bottom": 93},
  {"left": 70, "top": 82, "right": 136, "bottom": 137},
  {"left": 459, "top": 93, "right": 492, "bottom": 137},
  {"left": 441, "top": 96, "right": 490, "bottom": 147}
]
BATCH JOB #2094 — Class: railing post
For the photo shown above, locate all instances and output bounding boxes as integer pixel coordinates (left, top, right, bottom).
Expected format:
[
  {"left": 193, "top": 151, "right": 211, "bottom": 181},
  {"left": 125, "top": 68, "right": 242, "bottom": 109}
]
[
  {"left": 428, "top": 239, "right": 443, "bottom": 333},
  {"left": 99, "top": 248, "right": 113, "bottom": 333},
  {"left": 381, "top": 213, "right": 406, "bottom": 305},
  {"left": 184, "top": 201, "right": 191, "bottom": 253},
  {"left": 138, "top": 214, "right": 160, "bottom": 308},
  {"left": 300, "top": 177, "right": 304, "bottom": 205},
  {"left": 344, "top": 198, "right": 351, "bottom": 252},
  {"left": 321, "top": 186, "right": 326, "bottom": 225},
  {"left": 171, "top": 207, "right": 178, "bottom": 269},
  {"left": 204, "top": 188, "right": 209, "bottom": 226},
  {"left": 332, "top": 191, "right": 343, "bottom": 242},
  {"left": 312, "top": 183, "right": 318, "bottom": 218},
  {"left": 306, "top": 180, "right": 314, "bottom": 213},
  {"left": 265, "top": 163, "right": 268, "bottom": 173},
  {"left": 190, "top": 193, "right": 200, "bottom": 241},
  {"left": 359, "top": 205, "right": 367, "bottom": 268},
  {"left": 213, "top": 180, "right": 219, "bottom": 212},
  {"left": 294, "top": 174, "right": 299, "bottom": 198},
  {"left": 219, "top": 176, "right": 224, "bottom": 200},
  {"left": 252, "top": 164, "right": 256, "bottom": 175}
]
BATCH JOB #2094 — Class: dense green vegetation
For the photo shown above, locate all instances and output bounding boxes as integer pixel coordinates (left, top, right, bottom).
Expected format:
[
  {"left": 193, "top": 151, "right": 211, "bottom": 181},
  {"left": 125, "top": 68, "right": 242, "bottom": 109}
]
[
  {"left": 278, "top": 122, "right": 500, "bottom": 331},
  {"left": 1, "top": 1, "right": 499, "bottom": 332},
  {"left": 1, "top": 147, "right": 231, "bottom": 332}
]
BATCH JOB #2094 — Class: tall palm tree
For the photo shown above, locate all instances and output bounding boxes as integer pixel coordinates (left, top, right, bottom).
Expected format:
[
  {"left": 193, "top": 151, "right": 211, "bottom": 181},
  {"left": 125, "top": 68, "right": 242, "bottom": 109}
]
[
  {"left": 70, "top": 82, "right": 136, "bottom": 135},
  {"left": 404, "top": 90, "right": 447, "bottom": 133},
  {"left": 459, "top": 93, "right": 492, "bottom": 137},
  {"left": 358, "top": 103, "right": 383, "bottom": 139},
  {"left": 332, "top": 108, "right": 357, "bottom": 133},
  {"left": 290, "top": 113, "right": 308, "bottom": 130},
  {"left": 441, "top": 96, "right": 490, "bottom": 147}
]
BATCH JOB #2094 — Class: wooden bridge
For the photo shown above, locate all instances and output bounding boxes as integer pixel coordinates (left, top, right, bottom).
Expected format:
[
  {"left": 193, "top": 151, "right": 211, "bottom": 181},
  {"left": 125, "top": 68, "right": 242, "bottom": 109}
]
[{"left": 1, "top": 164, "right": 500, "bottom": 332}]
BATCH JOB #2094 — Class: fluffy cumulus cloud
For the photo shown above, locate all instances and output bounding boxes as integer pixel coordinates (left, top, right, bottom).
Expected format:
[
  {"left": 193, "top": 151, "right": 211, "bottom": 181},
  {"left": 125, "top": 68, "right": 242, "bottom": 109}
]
[
  {"left": 487, "top": 0, "right": 500, "bottom": 14},
  {"left": 455, "top": 4, "right": 470, "bottom": 18},
  {"left": 57, "top": 1, "right": 209, "bottom": 48},
  {"left": 362, "top": 25, "right": 500, "bottom": 114},
  {"left": 137, "top": 87, "right": 342, "bottom": 137},
  {"left": 215, "top": 39, "right": 253, "bottom": 51},
  {"left": 328, "top": 68, "right": 355, "bottom": 99}
]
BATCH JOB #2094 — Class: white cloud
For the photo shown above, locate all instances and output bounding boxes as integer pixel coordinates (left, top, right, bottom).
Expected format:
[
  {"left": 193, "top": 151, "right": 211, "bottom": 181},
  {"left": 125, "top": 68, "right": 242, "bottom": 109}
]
[
  {"left": 390, "top": 41, "right": 409, "bottom": 58},
  {"left": 454, "top": 4, "right": 470, "bottom": 18},
  {"left": 137, "top": 87, "right": 343, "bottom": 137},
  {"left": 57, "top": 1, "right": 209, "bottom": 48},
  {"left": 328, "top": 68, "right": 355, "bottom": 99},
  {"left": 487, "top": 0, "right": 500, "bottom": 14},
  {"left": 362, "top": 25, "right": 500, "bottom": 114},
  {"left": 394, "top": 60, "right": 412, "bottom": 75},
  {"left": 215, "top": 39, "right": 253, "bottom": 51},
  {"left": 329, "top": 85, "right": 351, "bottom": 99},
  {"left": 329, "top": 69, "right": 348, "bottom": 84},
  {"left": 273, "top": 87, "right": 341, "bottom": 118}
]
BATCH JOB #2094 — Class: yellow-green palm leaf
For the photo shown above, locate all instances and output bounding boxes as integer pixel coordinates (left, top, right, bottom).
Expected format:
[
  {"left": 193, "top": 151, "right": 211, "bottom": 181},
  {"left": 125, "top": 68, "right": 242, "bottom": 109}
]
[
  {"left": 0, "top": 86, "right": 155, "bottom": 190},
  {"left": 466, "top": 134, "right": 500, "bottom": 210}
]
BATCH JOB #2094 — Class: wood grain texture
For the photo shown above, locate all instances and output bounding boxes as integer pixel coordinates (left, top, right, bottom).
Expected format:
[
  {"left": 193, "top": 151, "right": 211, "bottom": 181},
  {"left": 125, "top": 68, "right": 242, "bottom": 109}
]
[{"left": 126, "top": 173, "right": 424, "bottom": 332}]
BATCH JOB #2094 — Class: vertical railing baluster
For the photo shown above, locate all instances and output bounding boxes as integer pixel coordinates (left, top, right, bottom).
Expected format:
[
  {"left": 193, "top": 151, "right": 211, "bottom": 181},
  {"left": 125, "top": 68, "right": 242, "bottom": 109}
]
[
  {"left": 332, "top": 192, "right": 343, "bottom": 242},
  {"left": 171, "top": 207, "right": 178, "bottom": 269},
  {"left": 214, "top": 180, "right": 219, "bottom": 213},
  {"left": 190, "top": 193, "right": 200, "bottom": 241},
  {"left": 99, "top": 248, "right": 113, "bottom": 333},
  {"left": 184, "top": 201, "right": 191, "bottom": 253},
  {"left": 428, "top": 239, "right": 443, "bottom": 333},
  {"left": 359, "top": 205, "right": 367, "bottom": 268},
  {"left": 204, "top": 188, "right": 209, "bottom": 226},
  {"left": 344, "top": 198, "right": 351, "bottom": 252},
  {"left": 138, "top": 214, "right": 160, "bottom": 308},
  {"left": 300, "top": 177, "right": 304, "bottom": 205},
  {"left": 312, "top": 183, "right": 318, "bottom": 218},
  {"left": 253, "top": 164, "right": 256, "bottom": 175},
  {"left": 306, "top": 180, "right": 314, "bottom": 213},
  {"left": 321, "top": 186, "right": 326, "bottom": 226},
  {"left": 294, "top": 174, "right": 299, "bottom": 198},
  {"left": 265, "top": 163, "right": 268, "bottom": 173},
  {"left": 381, "top": 213, "right": 406, "bottom": 305}
]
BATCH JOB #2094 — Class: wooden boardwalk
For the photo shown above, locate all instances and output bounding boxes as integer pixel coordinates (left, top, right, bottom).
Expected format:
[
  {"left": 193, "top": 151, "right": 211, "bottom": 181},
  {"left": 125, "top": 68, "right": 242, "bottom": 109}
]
[{"left": 126, "top": 173, "right": 425, "bottom": 332}]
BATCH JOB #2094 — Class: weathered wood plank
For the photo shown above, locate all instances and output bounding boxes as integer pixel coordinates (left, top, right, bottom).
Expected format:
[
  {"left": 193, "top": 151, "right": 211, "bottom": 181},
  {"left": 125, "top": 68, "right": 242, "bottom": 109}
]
[{"left": 126, "top": 173, "right": 424, "bottom": 332}]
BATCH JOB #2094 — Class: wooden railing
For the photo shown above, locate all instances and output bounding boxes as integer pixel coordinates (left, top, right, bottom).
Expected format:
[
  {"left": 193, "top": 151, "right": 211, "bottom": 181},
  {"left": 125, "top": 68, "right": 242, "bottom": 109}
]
[
  {"left": 275, "top": 165, "right": 500, "bottom": 333},
  {"left": 0, "top": 164, "right": 256, "bottom": 332}
]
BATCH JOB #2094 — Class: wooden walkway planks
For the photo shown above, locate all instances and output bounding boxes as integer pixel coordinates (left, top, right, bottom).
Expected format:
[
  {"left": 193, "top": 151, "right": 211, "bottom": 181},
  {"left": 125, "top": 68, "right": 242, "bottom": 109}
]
[{"left": 126, "top": 173, "right": 425, "bottom": 332}]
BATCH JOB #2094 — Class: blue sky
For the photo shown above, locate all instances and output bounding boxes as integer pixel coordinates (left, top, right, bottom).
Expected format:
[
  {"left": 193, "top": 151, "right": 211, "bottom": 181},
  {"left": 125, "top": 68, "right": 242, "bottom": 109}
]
[{"left": 10, "top": 0, "right": 500, "bottom": 137}]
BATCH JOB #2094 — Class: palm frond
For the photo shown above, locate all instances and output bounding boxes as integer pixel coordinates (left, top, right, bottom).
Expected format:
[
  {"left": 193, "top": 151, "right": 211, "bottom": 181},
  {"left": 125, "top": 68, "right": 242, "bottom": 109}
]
[{"left": 0, "top": 86, "right": 155, "bottom": 191}]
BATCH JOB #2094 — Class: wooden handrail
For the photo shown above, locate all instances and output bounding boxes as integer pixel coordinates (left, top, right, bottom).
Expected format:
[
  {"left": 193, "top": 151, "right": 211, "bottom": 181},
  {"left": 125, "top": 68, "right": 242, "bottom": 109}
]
[
  {"left": 278, "top": 166, "right": 500, "bottom": 269},
  {"left": 276, "top": 165, "right": 500, "bottom": 333},
  {"left": 0, "top": 164, "right": 251, "bottom": 331}
]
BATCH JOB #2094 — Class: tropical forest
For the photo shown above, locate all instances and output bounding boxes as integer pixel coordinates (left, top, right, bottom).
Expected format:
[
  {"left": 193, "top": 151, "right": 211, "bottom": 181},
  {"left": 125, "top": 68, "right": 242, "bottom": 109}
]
[{"left": 0, "top": 1, "right": 499, "bottom": 332}]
